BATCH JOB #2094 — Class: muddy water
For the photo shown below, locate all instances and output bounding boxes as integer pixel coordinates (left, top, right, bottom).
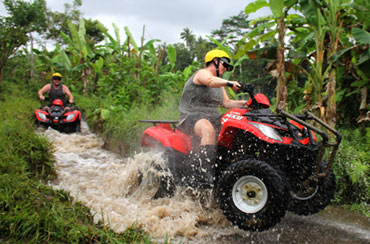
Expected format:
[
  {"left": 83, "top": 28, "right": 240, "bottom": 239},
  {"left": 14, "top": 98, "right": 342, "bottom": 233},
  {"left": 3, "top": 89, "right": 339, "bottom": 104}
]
[{"left": 38, "top": 121, "right": 370, "bottom": 244}]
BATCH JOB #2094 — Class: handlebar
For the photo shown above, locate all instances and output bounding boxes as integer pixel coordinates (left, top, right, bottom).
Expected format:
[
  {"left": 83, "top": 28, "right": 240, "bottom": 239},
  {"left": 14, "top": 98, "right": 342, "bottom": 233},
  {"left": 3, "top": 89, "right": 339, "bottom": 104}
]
[
  {"left": 238, "top": 83, "right": 260, "bottom": 109},
  {"left": 40, "top": 97, "right": 75, "bottom": 108},
  {"left": 240, "top": 83, "right": 256, "bottom": 95},
  {"left": 227, "top": 82, "right": 255, "bottom": 95}
]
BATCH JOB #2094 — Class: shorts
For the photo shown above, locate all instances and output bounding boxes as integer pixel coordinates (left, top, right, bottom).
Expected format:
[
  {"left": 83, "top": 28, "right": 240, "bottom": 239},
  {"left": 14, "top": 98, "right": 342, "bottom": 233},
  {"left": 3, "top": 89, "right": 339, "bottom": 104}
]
[{"left": 178, "top": 114, "right": 222, "bottom": 135}]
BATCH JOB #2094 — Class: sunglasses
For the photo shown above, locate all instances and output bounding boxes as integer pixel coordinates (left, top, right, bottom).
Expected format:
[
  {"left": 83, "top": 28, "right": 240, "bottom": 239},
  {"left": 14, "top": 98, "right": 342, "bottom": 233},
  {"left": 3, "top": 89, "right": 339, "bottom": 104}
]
[
  {"left": 220, "top": 58, "right": 234, "bottom": 72},
  {"left": 52, "top": 76, "right": 62, "bottom": 81}
]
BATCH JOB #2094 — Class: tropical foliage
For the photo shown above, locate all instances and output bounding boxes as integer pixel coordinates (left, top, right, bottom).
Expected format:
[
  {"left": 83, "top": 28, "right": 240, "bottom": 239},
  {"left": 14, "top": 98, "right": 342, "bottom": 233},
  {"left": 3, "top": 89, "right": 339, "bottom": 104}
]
[
  {"left": 0, "top": 0, "right": 369, "bottom": 240},
  {"left": 241, "top": 0, "right": 370, "bottom": 128}
]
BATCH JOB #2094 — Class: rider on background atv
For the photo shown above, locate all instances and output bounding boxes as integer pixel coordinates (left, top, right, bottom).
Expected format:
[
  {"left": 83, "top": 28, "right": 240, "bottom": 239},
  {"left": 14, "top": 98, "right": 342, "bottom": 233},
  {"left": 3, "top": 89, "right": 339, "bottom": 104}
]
[
  {"left": 38, "top": 72, "right": 74, "bottom": 110},
  {"left": 178, "top": 49, "right": 248, "bottom": 187}
]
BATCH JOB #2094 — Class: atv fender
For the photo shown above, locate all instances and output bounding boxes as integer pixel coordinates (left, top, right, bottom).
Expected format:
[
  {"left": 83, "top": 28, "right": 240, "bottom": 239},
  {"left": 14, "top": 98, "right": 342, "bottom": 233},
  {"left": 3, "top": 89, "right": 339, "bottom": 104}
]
[
  {"left": 62, "top": 110, "right": 81, "bottom": 123},
  {"left": 35, "top": 109, "right": 49, "bottom": 122},
  {"left": 141, "top": 123, "right": 192, "bottom": 154},
  {"left": 218, "top": 109, "right": 293, "bottom": 148}
]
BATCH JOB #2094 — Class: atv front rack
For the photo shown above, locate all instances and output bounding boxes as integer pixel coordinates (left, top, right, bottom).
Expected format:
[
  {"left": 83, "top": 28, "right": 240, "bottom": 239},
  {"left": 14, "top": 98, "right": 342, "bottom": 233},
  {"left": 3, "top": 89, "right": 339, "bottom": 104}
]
[{"left": 276, "top": 109, "right": 342, "bottom": 184}]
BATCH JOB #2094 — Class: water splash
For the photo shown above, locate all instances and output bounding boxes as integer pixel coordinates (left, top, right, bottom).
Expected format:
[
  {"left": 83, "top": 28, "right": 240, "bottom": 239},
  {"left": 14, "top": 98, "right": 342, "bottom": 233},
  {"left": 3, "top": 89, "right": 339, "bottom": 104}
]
[{"left": 38, "top": 122, "right": 236, "bottom": 240}]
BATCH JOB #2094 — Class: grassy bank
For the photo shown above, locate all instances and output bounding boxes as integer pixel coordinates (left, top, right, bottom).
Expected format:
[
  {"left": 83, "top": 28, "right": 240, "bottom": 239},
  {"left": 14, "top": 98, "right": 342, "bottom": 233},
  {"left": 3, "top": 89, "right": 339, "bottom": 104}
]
[{"left": 0, "top": 84, "right": 155, "bottom": 243}]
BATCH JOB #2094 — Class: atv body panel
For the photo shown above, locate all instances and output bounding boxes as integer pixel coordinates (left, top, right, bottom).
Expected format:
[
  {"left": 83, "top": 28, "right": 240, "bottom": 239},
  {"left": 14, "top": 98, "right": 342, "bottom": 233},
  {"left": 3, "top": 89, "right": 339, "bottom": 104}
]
[{"left": 141, "top": 122, "right": 192, "bottom": 154}]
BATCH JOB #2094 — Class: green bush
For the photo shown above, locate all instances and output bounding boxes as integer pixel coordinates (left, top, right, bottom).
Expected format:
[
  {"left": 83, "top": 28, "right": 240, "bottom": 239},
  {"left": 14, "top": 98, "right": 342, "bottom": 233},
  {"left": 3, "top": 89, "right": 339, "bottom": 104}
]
[{"left": 333, "top": 127, "right": 370, "bottom": 216}]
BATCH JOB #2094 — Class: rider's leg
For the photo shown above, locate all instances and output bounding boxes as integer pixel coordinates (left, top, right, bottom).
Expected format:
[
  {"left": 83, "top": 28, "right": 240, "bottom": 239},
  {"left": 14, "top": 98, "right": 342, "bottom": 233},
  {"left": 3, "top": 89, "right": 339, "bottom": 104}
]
[
  {"left": 194, "top": 119, "right": 217, "bottom": 145},
  {"left": 190, "top": 119, "right": 217, "bottom": 187},
  {"left": 172, "top": 118, "right": 218, "bottom": 188}
]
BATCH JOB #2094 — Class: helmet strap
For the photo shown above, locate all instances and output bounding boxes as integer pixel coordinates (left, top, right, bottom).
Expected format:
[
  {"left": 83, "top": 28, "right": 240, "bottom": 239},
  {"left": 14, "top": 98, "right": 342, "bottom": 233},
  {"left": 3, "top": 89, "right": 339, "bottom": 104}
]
[{"left": 213, "top": 58, "right": 221, "bottom": 77}]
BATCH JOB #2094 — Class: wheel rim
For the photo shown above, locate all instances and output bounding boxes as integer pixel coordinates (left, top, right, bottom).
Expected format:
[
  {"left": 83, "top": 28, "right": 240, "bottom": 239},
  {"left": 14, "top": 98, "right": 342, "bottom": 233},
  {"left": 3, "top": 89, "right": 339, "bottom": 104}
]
[
  {"left": 291, "top": 185, "right": 319, "bottom": 200},
  {"left": 232, "top": 175, "right": 268, "bottom": 214}
]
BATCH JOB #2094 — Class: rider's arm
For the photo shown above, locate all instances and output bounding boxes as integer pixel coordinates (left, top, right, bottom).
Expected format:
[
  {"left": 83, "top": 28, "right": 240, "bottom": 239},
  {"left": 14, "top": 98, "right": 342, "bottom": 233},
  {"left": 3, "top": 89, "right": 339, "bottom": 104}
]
[
  {"left": 221, "top": 87, "right": 247, "bottom": 109},
  {"left": 63, "top": 85, "right": 74, "bottom": 103},
  {"left": 194, "top": 69, "right": 240, "bottom": 89},
  {"left": 38, "top": 84, "right": 50, "bottom": 100}
]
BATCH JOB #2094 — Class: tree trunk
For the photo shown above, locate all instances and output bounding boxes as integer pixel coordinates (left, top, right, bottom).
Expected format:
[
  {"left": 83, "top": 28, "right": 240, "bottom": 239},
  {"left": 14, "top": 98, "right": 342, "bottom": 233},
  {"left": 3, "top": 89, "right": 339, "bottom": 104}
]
[
  {"left": 155, "top": 45, "right": 164, "bottom": 74},
  {"left": 29, "top": 33, "right": 34, "bottom": 82},
  {"left": 276, "top": 18, "right": 287, "bottom": 111},
  {"left": 326, "top": 68, "right": 337, "bottom": 128},
  {"left": 0, "top": 67, "right": 3, "bottom": 85},
  {"left": 82, "top": 67, "right": 89, "bottom": 94},
  {"left": 357, "top": 86, "right": 370, "bottom": 124}
]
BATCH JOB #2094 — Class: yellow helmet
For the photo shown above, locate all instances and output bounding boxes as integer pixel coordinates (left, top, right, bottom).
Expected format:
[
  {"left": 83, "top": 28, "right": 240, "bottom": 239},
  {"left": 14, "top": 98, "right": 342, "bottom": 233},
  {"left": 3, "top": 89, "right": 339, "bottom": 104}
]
[
  {"left": 52, "top": 72, "right": 62, "bottom": 78},
  {"left": 205, "top": 49, "right": 233, "bottom": 72},
  {"left": 205, "top": 49, "right": 231, "bottom": 64}
]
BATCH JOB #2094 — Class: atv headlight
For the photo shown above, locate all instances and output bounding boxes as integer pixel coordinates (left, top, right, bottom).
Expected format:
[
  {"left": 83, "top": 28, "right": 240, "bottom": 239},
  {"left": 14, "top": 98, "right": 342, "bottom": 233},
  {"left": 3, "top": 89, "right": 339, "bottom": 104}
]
[
  {"left": 66, "top": 113, "right": 76, "bottom": 121},
  {"left": 37, "top": 112, "right": 47, "bottom": 121},
  {"left": 249, "top": 122, "right": 283, "bottom": 142}
]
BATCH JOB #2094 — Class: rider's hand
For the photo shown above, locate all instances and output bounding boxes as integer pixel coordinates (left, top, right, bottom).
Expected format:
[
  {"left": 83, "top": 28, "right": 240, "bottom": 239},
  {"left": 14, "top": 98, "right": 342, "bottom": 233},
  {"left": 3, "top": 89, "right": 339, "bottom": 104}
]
[
  {"left": 242, "top": 100, "right": 250, "bottom": 108},
  {"left": 69, "top": 99, "right": 74, "bottom": 104},
  {"left": 226, "top": 81, "right": 242, "bottom": 90},
  {"left": 40, "top": 95, "right": 45, "bottom": 101}
]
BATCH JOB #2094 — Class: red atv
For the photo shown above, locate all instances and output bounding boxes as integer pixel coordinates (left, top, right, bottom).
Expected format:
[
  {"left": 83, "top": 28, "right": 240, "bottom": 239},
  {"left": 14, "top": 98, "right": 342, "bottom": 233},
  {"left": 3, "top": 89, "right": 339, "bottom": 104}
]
[
  {"left": 35, "top": 98, "right": 81, "bottom": 133},
  {"left": 139, "top": 84, "right": 341, "bottom": 231}
]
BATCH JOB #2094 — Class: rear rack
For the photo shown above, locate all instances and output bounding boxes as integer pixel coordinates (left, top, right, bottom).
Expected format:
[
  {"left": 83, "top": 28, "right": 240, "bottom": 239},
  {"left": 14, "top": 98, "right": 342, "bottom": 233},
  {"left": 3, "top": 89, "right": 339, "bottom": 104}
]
[
  {"left": 139, "top": 120, "right": 179, "bottom": 125},
  {"left": 139, "top": 120, "right": 179, "bottom": 132}
]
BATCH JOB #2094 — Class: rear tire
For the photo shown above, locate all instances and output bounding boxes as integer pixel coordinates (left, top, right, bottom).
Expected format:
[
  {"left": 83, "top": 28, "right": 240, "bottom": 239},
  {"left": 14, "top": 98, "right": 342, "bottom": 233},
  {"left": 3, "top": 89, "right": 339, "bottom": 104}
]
[
  {"left": 139, "top": 142, "right": 177, "bottom": 199},
  {"left": 288, "top": 167, "right": 336, "bottom": 215},
  {"left": 215, "top": 159, "right": 289, "bottom": 231}
]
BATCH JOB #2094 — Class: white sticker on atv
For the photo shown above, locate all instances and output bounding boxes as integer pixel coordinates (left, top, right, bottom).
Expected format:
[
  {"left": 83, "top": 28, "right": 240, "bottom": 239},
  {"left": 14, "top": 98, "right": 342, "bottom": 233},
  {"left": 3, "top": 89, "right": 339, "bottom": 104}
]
[{"left": 224, "top": 113, "right": 244, "bottom": 120}]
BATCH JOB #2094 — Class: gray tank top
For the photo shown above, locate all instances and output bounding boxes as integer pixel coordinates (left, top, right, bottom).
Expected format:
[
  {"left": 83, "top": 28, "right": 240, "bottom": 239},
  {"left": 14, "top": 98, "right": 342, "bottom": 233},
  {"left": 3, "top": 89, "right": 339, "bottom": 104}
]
[{"left": 179, "top": 72, "right": 224, "bottom": 122}]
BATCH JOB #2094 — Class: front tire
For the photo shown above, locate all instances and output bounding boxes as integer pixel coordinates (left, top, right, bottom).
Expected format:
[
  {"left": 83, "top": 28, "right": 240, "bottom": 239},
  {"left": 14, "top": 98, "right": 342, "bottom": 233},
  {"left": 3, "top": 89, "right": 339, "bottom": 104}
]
[{"left": 215, "top": 159, "right": 289, "bottom": 232}]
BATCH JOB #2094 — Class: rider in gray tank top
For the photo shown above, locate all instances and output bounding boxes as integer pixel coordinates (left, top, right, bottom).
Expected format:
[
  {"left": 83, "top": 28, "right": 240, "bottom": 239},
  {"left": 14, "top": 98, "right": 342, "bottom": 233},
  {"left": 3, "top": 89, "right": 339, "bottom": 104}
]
[
  {"left": 179, "top": 72, "right": 224, "bottom": 123},
  {"left": 174, "top": 49, "right": 245, "bottom": 188}
]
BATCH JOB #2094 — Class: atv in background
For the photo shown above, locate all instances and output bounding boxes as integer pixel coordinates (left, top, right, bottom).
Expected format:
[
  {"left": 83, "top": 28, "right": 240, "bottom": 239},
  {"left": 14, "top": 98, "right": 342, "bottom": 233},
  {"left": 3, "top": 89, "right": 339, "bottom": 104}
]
[
  {"left": 35, "top": 98, "right": 81, "bottom": 133},
  {"left": 139, "top": 84, "right": 341, "bottom": 232}
]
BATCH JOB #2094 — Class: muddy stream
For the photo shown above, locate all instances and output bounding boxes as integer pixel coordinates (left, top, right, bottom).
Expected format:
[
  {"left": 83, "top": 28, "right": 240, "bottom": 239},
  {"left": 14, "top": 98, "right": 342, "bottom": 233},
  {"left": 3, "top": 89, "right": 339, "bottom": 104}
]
[{"left": 38, "top": 121, "right": 370, "bottom": 244}]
